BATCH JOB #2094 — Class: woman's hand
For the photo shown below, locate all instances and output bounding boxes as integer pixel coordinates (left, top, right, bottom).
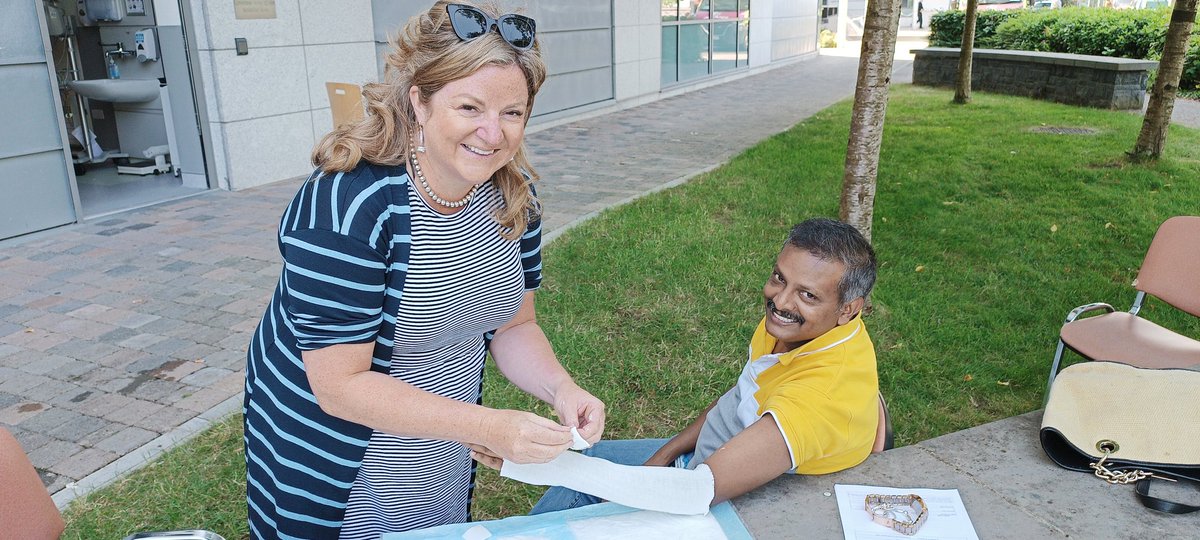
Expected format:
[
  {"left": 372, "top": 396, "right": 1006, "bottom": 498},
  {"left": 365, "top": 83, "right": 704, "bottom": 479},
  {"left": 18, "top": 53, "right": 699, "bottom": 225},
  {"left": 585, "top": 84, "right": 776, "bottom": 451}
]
[
  {"left": 551, "top": 381, "right": 606, "bottom": 445},
  {"left": 466, "top": 443, "right": 503, "bottom": 470},
  {"left": 481, "top": 409, "right": 574, "bottom": 464}
]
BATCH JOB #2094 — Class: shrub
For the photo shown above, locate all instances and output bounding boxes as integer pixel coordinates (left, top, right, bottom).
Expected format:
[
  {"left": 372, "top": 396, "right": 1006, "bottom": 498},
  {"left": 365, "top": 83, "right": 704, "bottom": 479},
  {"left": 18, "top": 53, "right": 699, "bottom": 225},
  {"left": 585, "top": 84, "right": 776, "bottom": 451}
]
[
  {"left": 819, "top": 28, "right": 837, "bottom": 48},
  {"left": 994, "top": 7, "right": 1168, "bottom": 58},
  {"left": 929, "top": 7, "right": 1198, "bottom": 92},
  {"left": 1181, "top": 36, "right": 1200, "bottom": 91},
  {"left": 929, "top": 10, "right": 1024, "bottom": 48}
]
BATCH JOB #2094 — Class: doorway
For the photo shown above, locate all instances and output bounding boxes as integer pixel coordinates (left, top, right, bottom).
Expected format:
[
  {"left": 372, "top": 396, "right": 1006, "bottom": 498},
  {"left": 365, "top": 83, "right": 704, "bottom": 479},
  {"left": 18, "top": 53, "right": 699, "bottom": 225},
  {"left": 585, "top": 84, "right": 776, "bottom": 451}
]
[{"left": 43, "top": 0, "right": 209, "bottom": 220}]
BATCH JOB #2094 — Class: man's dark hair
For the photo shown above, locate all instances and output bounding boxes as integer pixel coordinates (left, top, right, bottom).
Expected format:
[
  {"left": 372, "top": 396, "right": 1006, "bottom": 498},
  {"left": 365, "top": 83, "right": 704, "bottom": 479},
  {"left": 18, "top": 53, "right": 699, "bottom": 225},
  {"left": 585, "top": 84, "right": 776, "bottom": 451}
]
[{"left": 785, "top": 218, "right": 877, "bottom": 305}]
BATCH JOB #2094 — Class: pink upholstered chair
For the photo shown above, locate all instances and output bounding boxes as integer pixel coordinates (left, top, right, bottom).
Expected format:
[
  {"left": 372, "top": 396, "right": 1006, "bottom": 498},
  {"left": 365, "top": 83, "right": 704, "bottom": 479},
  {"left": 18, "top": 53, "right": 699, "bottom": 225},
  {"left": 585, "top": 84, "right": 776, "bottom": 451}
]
[
  {"left": 1047, "top": 216, "right": 1200, "bottom": 394},
  {"left": 873, "top": 392, "right": 894, "bottom": 454}
]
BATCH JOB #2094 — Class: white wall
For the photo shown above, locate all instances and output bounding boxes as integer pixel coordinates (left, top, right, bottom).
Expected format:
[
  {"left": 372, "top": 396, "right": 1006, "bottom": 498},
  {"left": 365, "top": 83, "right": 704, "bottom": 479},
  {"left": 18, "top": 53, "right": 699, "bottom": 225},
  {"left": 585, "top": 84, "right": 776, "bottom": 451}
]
[
  {"left": 612, "top": 0, "right": 664, "bottom": 103},
  {"left": 188, "top": 0, "right": 378, "bottom": 191}
]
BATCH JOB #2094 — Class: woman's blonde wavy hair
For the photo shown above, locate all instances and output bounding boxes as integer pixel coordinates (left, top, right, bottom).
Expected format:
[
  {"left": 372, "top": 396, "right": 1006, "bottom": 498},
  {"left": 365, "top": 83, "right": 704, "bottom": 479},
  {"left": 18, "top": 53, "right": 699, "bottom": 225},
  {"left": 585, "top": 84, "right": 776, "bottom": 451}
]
[{"left": 311, "top": 0, "right": 545, "bottom": 240}]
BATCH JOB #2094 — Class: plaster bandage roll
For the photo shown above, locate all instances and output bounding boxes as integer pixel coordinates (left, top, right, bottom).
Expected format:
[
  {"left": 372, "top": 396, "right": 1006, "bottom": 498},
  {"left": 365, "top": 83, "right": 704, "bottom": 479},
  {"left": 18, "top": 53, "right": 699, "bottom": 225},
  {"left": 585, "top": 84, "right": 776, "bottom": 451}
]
[
  {"left": 569, "top": 426, "right": 591, "bottom": 450},
  {"left": 500, "top": 451, "right": 715, "bottom": 515}
]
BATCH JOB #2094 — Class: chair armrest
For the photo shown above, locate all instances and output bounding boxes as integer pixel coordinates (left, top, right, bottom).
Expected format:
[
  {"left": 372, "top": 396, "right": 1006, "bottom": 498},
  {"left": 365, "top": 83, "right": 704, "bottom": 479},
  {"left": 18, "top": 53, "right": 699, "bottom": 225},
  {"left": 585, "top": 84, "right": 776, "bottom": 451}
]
[{"left": 1063, "top": 302, "right": 1114, "bottom": 324}]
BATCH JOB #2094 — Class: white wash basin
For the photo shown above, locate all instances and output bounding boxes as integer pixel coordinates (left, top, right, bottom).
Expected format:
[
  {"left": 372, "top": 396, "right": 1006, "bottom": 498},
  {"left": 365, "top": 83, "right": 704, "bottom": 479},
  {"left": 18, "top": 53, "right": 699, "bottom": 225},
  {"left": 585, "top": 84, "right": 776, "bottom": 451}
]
[{"left": 68, "top": 79, "right": 160, "bottom": 103}]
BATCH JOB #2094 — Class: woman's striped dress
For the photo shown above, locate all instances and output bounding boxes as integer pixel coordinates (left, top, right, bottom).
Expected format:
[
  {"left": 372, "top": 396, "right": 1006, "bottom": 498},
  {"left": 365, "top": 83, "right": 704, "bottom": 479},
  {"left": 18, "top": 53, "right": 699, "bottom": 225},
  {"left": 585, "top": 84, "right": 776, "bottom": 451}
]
[{"left": 244, "top": 161, "right": 542, "bottom": 539}]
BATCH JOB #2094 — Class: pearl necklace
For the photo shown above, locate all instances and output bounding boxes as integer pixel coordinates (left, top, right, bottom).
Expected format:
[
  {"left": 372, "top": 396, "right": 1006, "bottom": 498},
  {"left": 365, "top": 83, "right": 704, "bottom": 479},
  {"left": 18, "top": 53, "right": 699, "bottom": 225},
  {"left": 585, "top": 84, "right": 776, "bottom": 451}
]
[{"left": 408, "top": 140, "right": 477, "bottom": 209}]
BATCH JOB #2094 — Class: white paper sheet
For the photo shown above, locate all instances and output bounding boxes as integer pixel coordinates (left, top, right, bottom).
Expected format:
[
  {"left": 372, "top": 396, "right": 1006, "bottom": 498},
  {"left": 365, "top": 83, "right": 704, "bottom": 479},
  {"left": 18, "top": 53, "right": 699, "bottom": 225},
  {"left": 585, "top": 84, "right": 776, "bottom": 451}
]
[
  {"left": 834, "top": 484, "right": 979, "bottom": 540},
  {"left": 500, "top": 451, "right": 714, "bottom": 515}
]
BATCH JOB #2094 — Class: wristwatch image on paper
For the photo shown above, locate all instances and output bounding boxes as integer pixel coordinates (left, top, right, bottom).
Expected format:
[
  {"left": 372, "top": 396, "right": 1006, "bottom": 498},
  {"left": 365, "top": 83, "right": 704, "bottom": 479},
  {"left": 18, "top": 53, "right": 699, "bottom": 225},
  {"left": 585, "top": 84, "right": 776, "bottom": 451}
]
[{"left": 865, "top": 493, "right": 928, "bottom": 536}]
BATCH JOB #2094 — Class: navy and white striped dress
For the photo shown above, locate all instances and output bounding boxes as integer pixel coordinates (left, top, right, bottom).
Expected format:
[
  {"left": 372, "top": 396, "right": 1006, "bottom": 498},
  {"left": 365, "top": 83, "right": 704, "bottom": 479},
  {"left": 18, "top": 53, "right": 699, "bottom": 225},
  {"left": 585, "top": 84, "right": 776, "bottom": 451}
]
[{"left": 244, "top": 161, "right": 542, "bottom": 539}]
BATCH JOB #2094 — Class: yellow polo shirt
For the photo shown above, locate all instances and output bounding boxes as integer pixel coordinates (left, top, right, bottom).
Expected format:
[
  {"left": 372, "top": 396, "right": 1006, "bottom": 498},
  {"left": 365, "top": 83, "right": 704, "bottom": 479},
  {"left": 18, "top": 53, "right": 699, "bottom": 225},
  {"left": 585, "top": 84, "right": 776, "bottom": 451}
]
[{"left": 689, "top": 314, "right": 879, "bottom": 474}]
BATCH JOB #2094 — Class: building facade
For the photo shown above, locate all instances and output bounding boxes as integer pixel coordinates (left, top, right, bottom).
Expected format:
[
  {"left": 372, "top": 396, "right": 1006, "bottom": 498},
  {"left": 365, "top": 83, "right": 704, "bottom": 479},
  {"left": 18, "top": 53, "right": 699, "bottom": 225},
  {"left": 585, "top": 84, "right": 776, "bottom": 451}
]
[{"left": 3, "top": 0, "right": 820, "bottom": 241}]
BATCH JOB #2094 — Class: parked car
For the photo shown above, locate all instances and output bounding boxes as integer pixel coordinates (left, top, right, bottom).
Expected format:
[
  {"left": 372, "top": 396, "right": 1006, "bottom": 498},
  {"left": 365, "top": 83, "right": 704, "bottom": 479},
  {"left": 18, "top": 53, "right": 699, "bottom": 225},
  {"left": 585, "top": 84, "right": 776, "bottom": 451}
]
[{"left": 1032, "top": 0, "right": 1061, "bottom": 9}]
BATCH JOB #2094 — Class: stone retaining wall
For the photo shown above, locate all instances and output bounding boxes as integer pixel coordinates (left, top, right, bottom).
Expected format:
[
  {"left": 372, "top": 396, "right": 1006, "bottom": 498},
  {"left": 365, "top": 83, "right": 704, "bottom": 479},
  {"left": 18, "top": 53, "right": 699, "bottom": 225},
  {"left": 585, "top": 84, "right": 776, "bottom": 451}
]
[{"left": 912, "top": 48, "right": 1158, "bottom": 110}]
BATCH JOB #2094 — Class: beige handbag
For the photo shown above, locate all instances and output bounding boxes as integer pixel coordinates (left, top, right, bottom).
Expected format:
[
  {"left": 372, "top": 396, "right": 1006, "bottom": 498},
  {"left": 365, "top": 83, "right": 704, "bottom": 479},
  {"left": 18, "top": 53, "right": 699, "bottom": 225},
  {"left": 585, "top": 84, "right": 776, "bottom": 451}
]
[{"left": 1040, "top": 361, "right": 1200, "bottom": 513}]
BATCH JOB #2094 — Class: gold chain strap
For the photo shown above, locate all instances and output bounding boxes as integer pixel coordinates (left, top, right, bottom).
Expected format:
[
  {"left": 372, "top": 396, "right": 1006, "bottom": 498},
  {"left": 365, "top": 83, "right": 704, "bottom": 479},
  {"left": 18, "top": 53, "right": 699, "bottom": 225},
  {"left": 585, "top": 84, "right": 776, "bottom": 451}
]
[{"left": 1089, "top": 450, "right": 1178, "bottom": 484}]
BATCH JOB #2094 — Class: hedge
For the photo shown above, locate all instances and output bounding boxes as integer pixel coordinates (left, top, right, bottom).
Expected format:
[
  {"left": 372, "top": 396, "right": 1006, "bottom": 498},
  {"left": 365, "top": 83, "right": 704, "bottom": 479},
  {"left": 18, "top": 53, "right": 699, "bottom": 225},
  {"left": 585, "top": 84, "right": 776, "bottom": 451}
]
[
  {"left": 926, "top": 7, "right": 1199, "bottom": 90},
  {"left": 928, "top": 10, "right": 1024, "bottom": 48}
]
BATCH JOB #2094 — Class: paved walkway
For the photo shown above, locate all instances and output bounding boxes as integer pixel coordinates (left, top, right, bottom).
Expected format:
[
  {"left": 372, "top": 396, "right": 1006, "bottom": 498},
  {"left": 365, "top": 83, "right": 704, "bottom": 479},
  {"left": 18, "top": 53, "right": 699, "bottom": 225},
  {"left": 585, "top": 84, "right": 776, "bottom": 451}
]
[{"left": 1, "top": 47, "right": 1197, "bottom": 517}]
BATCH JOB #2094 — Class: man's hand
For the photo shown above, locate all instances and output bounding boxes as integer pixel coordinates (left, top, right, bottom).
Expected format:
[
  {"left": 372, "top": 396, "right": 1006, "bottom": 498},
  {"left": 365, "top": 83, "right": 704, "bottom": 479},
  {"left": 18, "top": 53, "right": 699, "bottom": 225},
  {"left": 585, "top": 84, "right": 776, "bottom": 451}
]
[{"left": 551, "top": 381, "right": 606, "bottom": 445}]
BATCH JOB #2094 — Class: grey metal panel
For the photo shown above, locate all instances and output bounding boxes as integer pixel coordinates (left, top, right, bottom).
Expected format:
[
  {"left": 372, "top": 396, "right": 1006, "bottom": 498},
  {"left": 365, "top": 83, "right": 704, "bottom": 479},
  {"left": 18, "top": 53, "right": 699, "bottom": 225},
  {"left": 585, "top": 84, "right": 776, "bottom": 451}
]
[
  {"left": 0, "top": 0, "right": 78, "bottom": 240},
  {"left": 0, "top": 151, "right": 76, "bottom": 239},
  {"left": 540, "top": 28, "right": 612, "bottom": 75},
  {"left": 0, "top": 1, "right": 47, "bottom": 65},
  {"left": 159, "top": 25, "right": 207, "bottom": 181},
  {"left": 0, "top": 64, "right": 67, "bottom": 159},
  {"left": 521, "top": 1, "right": 611, "bottom": 31},
  {"left": 533, "top": 66, "right": 613, "bottom": 116},
  {"left": 372, "top": 0, "right": 436, "bottom": 42}
]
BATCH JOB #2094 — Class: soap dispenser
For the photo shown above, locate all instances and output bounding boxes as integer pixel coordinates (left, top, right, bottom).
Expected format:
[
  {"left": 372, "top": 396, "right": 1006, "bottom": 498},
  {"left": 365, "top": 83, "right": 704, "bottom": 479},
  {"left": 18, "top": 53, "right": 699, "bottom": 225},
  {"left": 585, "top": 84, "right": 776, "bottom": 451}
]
[{"left": 135, "top": 28, "right": 158, "bottom": 62}]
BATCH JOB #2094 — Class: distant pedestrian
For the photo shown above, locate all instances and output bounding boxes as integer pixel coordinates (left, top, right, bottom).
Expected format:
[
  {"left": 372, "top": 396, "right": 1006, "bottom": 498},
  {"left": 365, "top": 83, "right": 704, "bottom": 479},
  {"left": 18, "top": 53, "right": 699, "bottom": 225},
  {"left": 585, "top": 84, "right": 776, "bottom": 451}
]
[{"left": 917, "top": 1, "right": 924, "bottom": 29}]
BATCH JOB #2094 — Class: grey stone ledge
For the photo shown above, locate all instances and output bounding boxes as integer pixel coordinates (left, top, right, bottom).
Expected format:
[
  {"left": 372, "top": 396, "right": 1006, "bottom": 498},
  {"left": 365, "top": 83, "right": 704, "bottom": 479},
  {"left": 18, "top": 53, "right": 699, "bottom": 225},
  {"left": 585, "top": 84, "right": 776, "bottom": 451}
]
[{"left": 915, "top": 48, "right": 1159, "bottom": 71}]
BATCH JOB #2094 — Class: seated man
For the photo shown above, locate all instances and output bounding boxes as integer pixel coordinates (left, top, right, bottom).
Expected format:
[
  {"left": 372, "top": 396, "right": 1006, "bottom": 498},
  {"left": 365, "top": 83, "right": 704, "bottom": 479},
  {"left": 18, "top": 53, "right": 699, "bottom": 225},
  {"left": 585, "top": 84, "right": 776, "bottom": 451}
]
[{"left": 530, "top": 217, "right": 880, "bottom": 512}]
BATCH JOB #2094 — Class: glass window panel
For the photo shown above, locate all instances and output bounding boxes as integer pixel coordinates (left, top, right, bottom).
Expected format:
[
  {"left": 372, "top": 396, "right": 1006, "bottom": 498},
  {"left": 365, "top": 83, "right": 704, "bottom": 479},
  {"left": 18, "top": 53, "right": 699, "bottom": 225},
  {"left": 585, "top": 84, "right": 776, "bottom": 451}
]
[
  {"left": 711, "top": 0, "right": 740, "bottom": 19},
  {"left": 711, "top": 21, "right": 737, "bottom": 73},
  {"left": 679, "top": 24, "right": 709, "bottom": 82},
  {"left": 737, "top": 21, "right": 749, "bottom": 66},
  {"left": 662, "top": 0, "right": 679, "bottom": 22},
  {"left": 739, "top": 0, "right": 751, "bottom": 13},
  {"left": 661, "top": 26, "right": 679, "bottom": 85}
]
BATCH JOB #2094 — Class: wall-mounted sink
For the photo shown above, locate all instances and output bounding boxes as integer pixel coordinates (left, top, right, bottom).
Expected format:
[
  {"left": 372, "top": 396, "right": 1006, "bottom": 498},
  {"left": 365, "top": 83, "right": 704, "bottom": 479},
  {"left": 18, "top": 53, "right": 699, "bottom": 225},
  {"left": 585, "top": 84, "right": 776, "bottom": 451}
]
[{"left": 68, "top": 79, "right": 160, "bottom": 103}]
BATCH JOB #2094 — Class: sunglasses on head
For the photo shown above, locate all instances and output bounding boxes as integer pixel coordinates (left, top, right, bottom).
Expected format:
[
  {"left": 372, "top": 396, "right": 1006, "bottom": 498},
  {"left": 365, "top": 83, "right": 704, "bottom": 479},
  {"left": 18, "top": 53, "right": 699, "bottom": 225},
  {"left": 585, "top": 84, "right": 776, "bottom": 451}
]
[{"left": 446, "top": 3, "right": 536, "bottom": 51}]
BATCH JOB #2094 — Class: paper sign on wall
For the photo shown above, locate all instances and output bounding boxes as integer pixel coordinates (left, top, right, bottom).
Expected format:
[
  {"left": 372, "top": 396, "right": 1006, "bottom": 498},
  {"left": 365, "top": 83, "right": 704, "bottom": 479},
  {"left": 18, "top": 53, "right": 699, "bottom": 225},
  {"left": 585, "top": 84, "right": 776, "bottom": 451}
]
[{"left": 234, "top": 0, "right": 276, "bottom": 20}]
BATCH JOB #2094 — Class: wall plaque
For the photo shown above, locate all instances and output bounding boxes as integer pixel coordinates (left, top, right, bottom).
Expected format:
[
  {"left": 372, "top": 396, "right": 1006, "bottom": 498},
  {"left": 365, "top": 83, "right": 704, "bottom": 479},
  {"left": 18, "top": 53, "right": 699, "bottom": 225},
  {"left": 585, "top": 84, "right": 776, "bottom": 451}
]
[{"left": 234, "top": 0, "right": 276, "bottom": 20}]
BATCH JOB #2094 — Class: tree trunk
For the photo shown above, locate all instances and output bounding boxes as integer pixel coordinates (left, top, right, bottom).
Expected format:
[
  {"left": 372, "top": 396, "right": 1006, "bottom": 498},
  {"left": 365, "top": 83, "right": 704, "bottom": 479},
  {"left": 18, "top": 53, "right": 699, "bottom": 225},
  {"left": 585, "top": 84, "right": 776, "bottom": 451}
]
[
  {"left": 840, "top": 0, "right": 904, "bottom": 243},
  {"left": 1131, "top": 0, "right": 1197, "bottom": 159},
  {"left": 954, "top": 0, "right": 980, "bottom": 104}
]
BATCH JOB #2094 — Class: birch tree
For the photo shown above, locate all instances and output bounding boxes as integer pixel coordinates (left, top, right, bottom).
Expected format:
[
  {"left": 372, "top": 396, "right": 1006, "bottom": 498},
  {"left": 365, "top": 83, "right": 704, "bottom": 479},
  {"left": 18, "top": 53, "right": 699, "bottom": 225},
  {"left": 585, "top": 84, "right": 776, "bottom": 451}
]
[
  {"left": 840, "top": 0, "right": 904, "bottom": 243},
  {"left": 1131, "top": 0, "right": 1198, "bottom": 159}
]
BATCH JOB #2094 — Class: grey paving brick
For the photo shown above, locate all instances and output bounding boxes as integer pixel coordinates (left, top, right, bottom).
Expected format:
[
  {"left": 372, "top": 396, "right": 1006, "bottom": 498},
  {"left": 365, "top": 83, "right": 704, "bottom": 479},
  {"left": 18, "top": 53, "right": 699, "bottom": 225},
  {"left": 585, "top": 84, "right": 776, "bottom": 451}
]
[
  {"left": 46, "top": 411, "right": 107, "bottom": 441},
  {"left": 136, "top": 405, "right": 193, "bottom": 432},
  {"left": 27, "top": 378, "right": 82, "bottom": 404},
  {"left": 98, "top": 326, "right": 141, "bottom": 344},
  {"left": 17, "top": 405, "right": 80, "bottom": 432},
  {"left": 48, "top": 447, "right": 117, "bottom": 478},
  {"left": 102, "top": 398, "right": 164, "bottom": 425},
  {"left": 128, "top": 378, "right": 186, "bottom": 403},
  {"left": 179, "top": 366, "right": 234, "bottom": 387},
  {"left": 0, "top": 369, "right": 50, "bottom": 394},
  {"left": 69, "top": 391, "right": 137, "bottom": 418},
  {"left": 44, "top": 298, "right": 90, "bottom": 314},
  {"left": 0, "top": 391, "right": 19, "bottom": 409},
  {"left": 0, "top": 400, "right": 49, "bottom": 425},
  {"left": 93, "top": 425, "right": 157, "bottom": 454},
  {"left": 26, "top": 438, "right": 81, "bottom": 470},
  {"left": 46, "top": 339, "right": 120, "bottom": 361},
  {"left": 118, "top": 333, "right": 167, "bottom": 350}
]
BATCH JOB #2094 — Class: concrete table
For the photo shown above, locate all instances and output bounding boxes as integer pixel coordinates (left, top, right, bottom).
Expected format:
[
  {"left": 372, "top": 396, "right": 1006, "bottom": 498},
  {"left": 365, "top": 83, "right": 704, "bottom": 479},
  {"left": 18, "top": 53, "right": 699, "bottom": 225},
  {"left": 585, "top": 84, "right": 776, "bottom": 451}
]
[{"left": 733, "top": 411, "right": 1199, "bottom": 539}]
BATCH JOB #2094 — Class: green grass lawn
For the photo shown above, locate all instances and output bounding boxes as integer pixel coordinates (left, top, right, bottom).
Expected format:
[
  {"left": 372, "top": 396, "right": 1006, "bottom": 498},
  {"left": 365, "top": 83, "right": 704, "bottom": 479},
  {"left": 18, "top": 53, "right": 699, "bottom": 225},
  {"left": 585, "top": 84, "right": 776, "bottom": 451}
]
[{"left": 61, "top": 86, "right": 1200, "bottom": 538}]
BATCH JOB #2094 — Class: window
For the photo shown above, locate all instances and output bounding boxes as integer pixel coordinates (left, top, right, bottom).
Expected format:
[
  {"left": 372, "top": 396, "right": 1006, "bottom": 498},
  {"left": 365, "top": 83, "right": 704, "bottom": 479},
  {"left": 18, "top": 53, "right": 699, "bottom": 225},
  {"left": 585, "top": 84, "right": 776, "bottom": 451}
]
[{"left": 661, "top": 0, "right": 750, "bottom": 86}]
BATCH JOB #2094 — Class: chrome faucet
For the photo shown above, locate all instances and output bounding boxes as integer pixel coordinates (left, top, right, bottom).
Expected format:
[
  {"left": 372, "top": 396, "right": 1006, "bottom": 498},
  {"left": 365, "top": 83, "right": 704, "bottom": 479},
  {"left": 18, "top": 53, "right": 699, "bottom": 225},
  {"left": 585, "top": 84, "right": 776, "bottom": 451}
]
[{"left": 102, "top": 42, "right": 134, "bottom": 60}]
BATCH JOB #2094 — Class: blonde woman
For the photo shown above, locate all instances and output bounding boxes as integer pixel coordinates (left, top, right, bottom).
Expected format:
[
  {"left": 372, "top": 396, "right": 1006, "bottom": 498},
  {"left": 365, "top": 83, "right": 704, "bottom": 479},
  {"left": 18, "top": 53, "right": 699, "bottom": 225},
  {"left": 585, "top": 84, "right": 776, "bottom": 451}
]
[{"left": 243, "top": 2, "right": 605, "bottom": 538}]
